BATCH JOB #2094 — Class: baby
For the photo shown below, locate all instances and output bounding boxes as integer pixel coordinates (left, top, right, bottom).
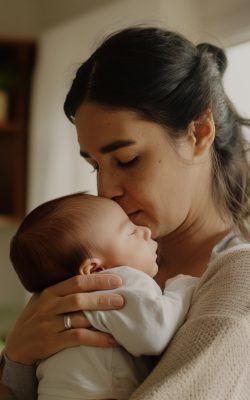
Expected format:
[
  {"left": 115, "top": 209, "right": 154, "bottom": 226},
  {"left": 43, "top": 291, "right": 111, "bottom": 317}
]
[{"left": 10, "top": 193, "right": 198, "bottom": 400}]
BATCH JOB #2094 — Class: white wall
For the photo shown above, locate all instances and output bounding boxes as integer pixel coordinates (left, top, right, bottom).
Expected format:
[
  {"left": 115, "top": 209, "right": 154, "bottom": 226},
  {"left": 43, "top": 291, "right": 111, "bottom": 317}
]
[
  {"left": 224, "top": 41, "right": 250, "bottom": 139},
  {"left": 193, "top": 0, "right": 250, "bottom": 46}
]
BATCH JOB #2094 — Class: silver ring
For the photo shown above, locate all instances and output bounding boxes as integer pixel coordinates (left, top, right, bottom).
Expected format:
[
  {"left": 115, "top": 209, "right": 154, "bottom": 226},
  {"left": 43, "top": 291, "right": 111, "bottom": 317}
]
[{"left": 63, "top": 314, "right": 72, "bottom": 330}]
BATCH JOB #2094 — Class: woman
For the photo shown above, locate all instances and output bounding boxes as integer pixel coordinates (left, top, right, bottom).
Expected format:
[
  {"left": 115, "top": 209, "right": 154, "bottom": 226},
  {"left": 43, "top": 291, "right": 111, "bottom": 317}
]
[{"left": 1, "top": 26, "right": 250, "bottom": 399}]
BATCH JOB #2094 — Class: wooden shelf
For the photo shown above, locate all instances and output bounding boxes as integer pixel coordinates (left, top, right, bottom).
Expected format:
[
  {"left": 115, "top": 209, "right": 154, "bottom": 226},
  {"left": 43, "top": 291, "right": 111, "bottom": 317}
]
[
  {"left": 0, "top": 38, "right": 36, "bottom": 224},
  {"left": 0, "top": 121, "right": 24, "bottom": 133}
]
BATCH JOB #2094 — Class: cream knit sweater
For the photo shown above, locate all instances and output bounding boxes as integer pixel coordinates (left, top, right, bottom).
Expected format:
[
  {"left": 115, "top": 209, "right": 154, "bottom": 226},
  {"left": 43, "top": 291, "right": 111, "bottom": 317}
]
[{"left": 131, "top": 240, "right": 250, "bottom": 400}]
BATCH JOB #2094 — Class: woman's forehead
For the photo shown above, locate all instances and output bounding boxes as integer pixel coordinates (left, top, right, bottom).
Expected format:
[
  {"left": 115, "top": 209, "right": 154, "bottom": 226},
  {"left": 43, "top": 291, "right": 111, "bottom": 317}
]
[
  {"left": 75, "top": 102, "right": 140, "bottom": 131},
  {"left": 75, "top": 102, "right": 169, "bottom": 152}
]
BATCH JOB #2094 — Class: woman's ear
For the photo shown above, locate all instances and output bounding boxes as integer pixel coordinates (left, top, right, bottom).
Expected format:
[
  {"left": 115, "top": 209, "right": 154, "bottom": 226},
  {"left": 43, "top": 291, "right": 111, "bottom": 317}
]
[
  {"left": 189, "top": 110, "right": 215, "bottom": 157},
  {"left": 79, "top": 258, "right": 104, "bottom": 275}
]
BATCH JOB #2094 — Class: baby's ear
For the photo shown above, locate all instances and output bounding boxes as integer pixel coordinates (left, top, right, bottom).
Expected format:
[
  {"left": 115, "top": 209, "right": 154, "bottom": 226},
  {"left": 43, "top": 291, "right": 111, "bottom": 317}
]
[{"left": 79, "top": 258, "right": 104, "bottom": 275}]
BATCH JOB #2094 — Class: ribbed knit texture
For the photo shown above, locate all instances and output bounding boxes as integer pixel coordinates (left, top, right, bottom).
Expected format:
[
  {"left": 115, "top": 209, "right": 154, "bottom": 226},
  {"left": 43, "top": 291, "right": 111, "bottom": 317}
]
[{"left": 131, "top": 244, "right": 250, "bottom": 400}]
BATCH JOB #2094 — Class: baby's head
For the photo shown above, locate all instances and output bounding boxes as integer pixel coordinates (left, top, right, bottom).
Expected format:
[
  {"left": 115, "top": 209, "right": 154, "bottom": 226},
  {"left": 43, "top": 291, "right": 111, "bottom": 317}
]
[{"left": 10, "top": 193, "right": 158, "bottom": 292}]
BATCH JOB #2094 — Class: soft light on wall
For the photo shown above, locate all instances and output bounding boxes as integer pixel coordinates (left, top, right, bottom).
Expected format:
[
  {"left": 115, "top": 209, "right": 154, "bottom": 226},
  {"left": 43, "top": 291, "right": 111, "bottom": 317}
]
[{"left": 224, "top": 40, "right": 250, "bottom": 140}]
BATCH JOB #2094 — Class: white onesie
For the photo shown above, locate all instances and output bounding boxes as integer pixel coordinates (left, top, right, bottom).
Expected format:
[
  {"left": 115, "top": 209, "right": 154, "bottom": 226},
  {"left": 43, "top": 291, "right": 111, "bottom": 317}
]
[{"left": 37, "top": 266, "right": 198, "bottom": 400}]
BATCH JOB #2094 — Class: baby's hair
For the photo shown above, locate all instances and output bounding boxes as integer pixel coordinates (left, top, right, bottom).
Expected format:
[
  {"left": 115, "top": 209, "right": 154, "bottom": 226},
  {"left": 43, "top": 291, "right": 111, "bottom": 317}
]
[{"left": 10, "top": 193, "right": 99, "bottom": 292}]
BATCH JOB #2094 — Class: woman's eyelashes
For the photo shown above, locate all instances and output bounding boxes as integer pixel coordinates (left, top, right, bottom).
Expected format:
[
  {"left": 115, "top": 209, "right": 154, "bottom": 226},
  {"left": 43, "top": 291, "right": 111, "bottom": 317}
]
[
  {"left": 116, "top": 156, "right": 139, "bottom": 169},
  {"left": 89, "top": 156, "right": 139, "bottom": 172}
]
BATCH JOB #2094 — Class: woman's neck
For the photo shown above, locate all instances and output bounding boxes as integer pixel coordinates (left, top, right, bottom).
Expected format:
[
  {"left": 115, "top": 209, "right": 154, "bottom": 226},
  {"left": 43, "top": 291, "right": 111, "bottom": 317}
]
[{"left": 154, "top": 211, "right": 232, "bottom": 288}]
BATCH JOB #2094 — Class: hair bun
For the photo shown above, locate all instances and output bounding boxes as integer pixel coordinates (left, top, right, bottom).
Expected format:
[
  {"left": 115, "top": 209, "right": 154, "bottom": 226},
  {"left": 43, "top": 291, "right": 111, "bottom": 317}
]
[{"left": 197, "top": 43, "right": 227, "bottom": 76}]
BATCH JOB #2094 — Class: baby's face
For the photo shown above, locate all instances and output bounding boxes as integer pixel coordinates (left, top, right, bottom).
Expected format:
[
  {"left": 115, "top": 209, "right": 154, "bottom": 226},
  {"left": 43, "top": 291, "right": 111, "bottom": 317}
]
[{"left": 86, "top": 197, "right": 158, "bottom": 277}]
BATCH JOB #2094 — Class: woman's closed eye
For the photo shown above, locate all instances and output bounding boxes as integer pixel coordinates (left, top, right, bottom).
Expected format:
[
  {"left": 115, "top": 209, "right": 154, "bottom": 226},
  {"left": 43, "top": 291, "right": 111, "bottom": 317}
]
[
  {"left": 117, "top": 156, "right": 139, "bottom": 169},
  {"left": 88, "top": 156, "right": 139, "bottom": 172}
]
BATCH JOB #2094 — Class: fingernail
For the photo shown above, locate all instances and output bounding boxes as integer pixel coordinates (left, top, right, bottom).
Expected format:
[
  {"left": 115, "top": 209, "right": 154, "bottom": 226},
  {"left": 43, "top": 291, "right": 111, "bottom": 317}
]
[
  {"left": 109, "top": 295, "right": 124, "bottom": 307},
  {"left": 108, "top": 276, "right": 122, "bottom": 288}
]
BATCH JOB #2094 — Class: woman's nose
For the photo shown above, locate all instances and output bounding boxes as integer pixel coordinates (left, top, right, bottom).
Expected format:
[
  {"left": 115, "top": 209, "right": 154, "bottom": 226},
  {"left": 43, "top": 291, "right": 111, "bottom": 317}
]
[{"left": 97, "top": 170, "right": 124, "bottom": 199}]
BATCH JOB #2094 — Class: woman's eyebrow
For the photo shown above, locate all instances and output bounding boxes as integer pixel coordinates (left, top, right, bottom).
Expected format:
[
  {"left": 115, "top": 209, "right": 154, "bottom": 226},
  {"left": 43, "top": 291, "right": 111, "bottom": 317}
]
[{"left": 80, "top": 140, "right": 136, "bottom": 158}]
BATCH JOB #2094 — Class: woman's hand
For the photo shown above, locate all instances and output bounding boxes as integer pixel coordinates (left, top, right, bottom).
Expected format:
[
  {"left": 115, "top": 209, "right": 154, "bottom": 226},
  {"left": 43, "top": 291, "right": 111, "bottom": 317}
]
[{"left": 5, "top": 273, "right": 124, "bottom": 365}]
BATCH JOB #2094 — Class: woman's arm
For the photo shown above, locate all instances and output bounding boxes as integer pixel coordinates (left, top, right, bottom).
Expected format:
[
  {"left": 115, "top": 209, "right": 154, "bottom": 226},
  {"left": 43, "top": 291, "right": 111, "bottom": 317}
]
[
  {"left": 130, "top": 315, "right": 249, "bottom": 400},
  {"left": 0, "top": 273, "right": 124, "bottom": 400},
  {"left": 0, "top": 353, "right": 14, "bottom": 400},
  {"left": 1, "top": 351, "right": 37, "bottom": 400},
  {"left": 130, "top": 245, "right": 250, "bottom": 400}
]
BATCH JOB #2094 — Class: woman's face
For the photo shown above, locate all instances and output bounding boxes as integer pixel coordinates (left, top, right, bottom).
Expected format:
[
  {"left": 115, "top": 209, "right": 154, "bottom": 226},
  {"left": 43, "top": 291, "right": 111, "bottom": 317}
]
[{"left": 75, "top": 102, "right": 202, "bottom": 239}]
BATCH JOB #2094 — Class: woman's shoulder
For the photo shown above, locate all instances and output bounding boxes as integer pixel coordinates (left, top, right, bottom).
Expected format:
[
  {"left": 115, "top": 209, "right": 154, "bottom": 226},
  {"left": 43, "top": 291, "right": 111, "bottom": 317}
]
[
  {"left": 202, "top": 230, "right": 250, "bottom": 281},
  {"left": 206, "top": 240, "right": 250, "bottom": 282},
  {"left": 190, "top": 240, "right": 250, "bottom": 320}
]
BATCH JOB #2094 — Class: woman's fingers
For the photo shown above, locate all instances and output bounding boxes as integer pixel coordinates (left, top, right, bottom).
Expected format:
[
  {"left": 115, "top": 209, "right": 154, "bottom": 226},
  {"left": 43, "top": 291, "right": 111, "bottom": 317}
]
[
  {"left": 5, "top": 274, "right": 124, "bottom": 364},
  {"left": 59, "top": 311, "right": 90, "bottom": 331},
  {"left": 5, "top": 312, "right": 115, "bottom": 364},
  {"left": 56, "top": 292, "right": 124, "bottom": 315},
  {"left": 45, "top": 273, "right": 123, "bottom": 297}
]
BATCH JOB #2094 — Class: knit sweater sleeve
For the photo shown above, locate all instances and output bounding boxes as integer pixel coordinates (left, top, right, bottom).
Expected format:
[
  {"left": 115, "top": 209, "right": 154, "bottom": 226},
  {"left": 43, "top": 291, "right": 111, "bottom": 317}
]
[
  {"left": 130, "top": 244, "right": 250, "bottom": 400},
  {"left": 0, "top": 351, "right": 37, "bottom": 400}
]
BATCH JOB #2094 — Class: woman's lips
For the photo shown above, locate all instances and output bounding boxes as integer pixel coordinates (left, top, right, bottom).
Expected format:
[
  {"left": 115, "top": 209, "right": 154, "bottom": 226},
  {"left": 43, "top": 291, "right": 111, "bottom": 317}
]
[{"left": 128, "top": 210, "right": 141, "bottom": 220}]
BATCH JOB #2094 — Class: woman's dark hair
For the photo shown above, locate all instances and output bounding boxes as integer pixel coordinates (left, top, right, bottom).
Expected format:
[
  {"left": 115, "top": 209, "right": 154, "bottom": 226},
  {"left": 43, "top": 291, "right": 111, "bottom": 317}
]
[
  {"left": 10, "top": 193, "right": 97, "bottom": 292},
  {"left": 64, "top": 26, "right": 250, "bottom": 238}
]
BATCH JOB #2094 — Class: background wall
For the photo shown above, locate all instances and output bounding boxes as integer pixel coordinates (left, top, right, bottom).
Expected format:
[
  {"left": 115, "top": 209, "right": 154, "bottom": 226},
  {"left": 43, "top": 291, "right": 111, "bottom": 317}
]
[
  {"left": 0, "top": 0, "right": 118, "bottom": 38},
  {"left": 0, "top": 0, "right": 250, "bottom": 318},
  {"left": 224, "top": 41, "right": 250, "bottom": 142},
  {"left": 1, "top": 0, "right": 250, "bottom": 43},
  {"left": 194, "top": 0, "right": 250, "bottom": 46}
]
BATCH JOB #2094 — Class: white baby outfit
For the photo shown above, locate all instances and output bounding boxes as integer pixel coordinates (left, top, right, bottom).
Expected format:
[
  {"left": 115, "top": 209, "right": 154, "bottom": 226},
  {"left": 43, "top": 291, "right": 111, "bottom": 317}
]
[{"left": 36, "top": 267, "right": 198, "bottom": 400}]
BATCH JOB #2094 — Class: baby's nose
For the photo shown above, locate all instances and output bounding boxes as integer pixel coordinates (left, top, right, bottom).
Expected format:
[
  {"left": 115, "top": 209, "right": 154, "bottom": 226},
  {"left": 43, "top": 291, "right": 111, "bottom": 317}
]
[{"left": 140, "top": 226, "right": 151, "bottom": 240}]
